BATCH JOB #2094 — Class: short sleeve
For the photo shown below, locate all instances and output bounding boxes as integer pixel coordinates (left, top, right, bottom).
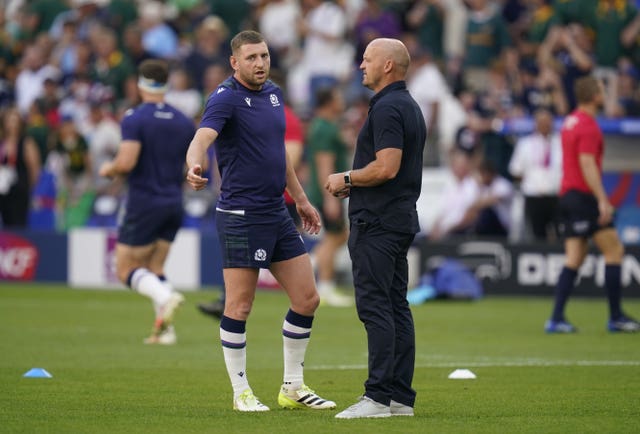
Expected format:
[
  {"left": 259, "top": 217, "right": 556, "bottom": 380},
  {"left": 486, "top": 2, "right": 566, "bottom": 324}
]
[
  {"left": 120, "top": 109, "right": 140, "bottom": 142},
  {"left": 370, "top": 103, "right": 404, "bottom": 152},
  {"left": 199, "top": 86, "right": 235, "bottom": 133},
  {"left": 576, "top": 119, "right": 600, "bottom": 156}
]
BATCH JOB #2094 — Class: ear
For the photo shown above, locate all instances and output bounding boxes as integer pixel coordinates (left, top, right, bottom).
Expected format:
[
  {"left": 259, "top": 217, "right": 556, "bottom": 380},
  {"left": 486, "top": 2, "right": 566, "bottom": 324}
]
[
  {"left": 383, "top": 59, "right": 393, "bottom": 74},
  {"left": 230, "top": 55, "right": 238, "bottom": 71}
]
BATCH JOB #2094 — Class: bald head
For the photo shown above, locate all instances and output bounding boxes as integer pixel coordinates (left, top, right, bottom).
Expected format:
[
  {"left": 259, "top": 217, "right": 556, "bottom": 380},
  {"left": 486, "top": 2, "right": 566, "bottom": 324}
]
[{"left": 361, "top": 38, "right": 411, "bottom": 93}]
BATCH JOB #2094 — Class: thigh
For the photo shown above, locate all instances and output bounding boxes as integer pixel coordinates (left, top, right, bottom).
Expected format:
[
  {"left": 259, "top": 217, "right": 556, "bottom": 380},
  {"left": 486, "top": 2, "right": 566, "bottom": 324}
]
[
  {"left": 115, "top": 242, "right": 156, "bottom": 272},
  {"left": 563, "top": 237, "right": 589, "bottom": 269},
  {"left": 148, "top": 239, "right": 172, "bottom": 275},
  {"left": 270, "top": 253, "right": 318, "bottom": 316},
  {"left": 593, "top": 228, "right": 624, "bottom": 263}
]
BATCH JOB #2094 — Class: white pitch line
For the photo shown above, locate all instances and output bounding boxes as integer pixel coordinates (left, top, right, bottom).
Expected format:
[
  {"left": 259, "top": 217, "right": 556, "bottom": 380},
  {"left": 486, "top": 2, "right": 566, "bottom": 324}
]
[{"left": 308, "top": 360, "right": 640, "bottom": 370}]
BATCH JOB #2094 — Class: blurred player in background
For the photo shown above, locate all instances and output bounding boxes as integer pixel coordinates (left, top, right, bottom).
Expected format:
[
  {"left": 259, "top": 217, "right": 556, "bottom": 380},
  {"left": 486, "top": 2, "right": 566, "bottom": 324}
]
[
  {"left": 186, "top": 30, "right": 336, "bottom": 412},
  {"left": 545, "top": 75, "right": 639, "bottom": 334},
  {"left": 100, "top": 59, "right": 194, "bottom": 344}
]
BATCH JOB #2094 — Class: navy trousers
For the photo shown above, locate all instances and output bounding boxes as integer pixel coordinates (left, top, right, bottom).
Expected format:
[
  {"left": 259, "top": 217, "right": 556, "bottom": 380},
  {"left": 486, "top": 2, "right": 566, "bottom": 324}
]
[{"left": 348, "top": 220, "right": 416, "bottom": 407}]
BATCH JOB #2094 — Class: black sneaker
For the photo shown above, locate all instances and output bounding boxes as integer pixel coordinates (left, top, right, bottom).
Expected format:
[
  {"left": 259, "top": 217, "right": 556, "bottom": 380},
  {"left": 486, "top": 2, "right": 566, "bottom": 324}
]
[{"left": 197, "top": 299, "right": 224, "bottom": 319}]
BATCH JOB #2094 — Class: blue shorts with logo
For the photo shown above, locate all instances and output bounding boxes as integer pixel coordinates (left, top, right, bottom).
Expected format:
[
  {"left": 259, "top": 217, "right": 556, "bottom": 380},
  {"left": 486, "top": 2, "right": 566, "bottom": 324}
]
[
  {"left": 215, "top": 205, "right": 307, "bottom": 268},
  {"left": 118, "top": 201, "right": 183, "bottom": 246},
  {"left": 557, "top": 189, "right": 615, "bottom": 238}
]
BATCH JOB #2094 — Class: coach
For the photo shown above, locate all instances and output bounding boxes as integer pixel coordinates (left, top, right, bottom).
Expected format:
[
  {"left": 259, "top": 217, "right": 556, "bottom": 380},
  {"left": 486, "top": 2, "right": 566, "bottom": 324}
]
[{"left": 326, "top": 38, "right": 427, "bottom": 419}]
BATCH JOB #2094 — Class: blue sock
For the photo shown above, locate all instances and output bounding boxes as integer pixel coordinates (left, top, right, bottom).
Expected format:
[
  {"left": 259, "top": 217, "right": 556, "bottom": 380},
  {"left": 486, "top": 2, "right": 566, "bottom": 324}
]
[
  {"left": 551, "top": 267, "right": 578, "bottom": 321},
  {"left": 605, "top": 264, "right": 622, "bottom": 320}
]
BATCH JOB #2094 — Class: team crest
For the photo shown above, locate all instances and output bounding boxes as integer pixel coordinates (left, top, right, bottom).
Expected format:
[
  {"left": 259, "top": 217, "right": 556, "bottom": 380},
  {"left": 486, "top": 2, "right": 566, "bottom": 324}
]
[
  {"left": 270, "top": 94, "right": 280, "bottom": 107},
  {"left": 254, "top": 249, "right": 267, "bottom": 261}
]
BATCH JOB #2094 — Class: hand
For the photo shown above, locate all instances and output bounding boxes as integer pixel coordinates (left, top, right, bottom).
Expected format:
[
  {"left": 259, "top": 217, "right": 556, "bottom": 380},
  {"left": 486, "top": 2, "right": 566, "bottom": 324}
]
[
  {"left": 296, "top": 200, "right": 322, "bottom": 235},
  {"left": 597, "top": 198, "right": 614, "bottom": 226},
  {"left": 99, "top": 161, "right": 114, "bottom": 179},
  {"left": 186, "top": 164, "right": 209, "bottom": 191},
  {"left": 325, "top": 172, "right": 350, "bottom": 199}
]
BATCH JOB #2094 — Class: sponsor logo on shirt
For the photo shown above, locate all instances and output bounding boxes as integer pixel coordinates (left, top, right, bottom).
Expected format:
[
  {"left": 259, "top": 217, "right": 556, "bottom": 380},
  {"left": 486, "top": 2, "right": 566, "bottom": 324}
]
[
  {"left": 217, "top": 87, "right": 226, "bottom": 94},
  {"left": 245, "top": 97, "right": 252, "bottom": 107}
]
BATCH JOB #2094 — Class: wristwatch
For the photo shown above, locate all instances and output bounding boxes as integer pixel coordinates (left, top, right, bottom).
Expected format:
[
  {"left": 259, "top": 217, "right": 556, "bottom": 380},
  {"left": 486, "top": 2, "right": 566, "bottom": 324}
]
[{"left": 344, "top": 171, "right": 352, "bottom": 187}]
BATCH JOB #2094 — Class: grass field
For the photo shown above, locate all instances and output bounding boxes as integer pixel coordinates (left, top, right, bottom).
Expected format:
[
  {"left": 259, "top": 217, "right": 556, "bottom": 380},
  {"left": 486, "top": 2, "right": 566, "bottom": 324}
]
[{"left": 1, "top": 284, "right": 639, "bottom": 434}]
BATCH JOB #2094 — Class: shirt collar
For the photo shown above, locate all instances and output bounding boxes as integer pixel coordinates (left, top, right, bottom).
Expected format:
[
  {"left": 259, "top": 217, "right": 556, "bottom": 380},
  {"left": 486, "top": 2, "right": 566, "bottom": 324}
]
[{"left": 369, "top": 81, "right": 407, "bottom": 108}]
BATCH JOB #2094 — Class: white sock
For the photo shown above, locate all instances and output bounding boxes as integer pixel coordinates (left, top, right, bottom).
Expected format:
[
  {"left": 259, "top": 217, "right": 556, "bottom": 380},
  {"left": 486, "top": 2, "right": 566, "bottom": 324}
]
[
  {"left": 154, "top": 275, "right": 174, "bottom": 316},
  {"left": 220, "top": 318, "right": 250, "bottom": 399},
  {"left": 129, "top": 268, "right": 172, "bottom": 307},
  {"left": 282, "top": 310, "right": 313, "bottom": 390}
]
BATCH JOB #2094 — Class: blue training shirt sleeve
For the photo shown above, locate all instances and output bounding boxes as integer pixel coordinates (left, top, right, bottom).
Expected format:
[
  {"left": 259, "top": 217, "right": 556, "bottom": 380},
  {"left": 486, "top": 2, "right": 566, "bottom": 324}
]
[
  {"left": 120, "top": 108, "right": 141, "bottom": 142},
  {"left": 199, "top": 86, "right": 235, "bottom": 133}
]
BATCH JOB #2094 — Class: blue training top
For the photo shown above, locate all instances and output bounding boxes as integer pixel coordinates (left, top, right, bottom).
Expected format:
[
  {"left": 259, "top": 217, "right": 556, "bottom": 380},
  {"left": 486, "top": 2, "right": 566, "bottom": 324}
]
[
  {"left": 199, "top": 76, "right": 286, "bottom": 212},
  {"left": 121, "top": 102, "right": 195, "bottom": 208}
]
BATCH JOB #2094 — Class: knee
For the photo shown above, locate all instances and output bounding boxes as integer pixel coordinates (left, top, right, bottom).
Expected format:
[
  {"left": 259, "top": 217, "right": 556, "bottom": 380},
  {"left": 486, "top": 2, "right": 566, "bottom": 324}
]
[
  {"left": 116, "top": 263, "right": 134, "bottom": 287},
  {"left": 603, "top": 241, "right": 625, "bottom": 263},
  {"left": 224, "top": 299, "right": 254, "bottom": 321},
  {"left": 293, "top": 291, "right": 320, "bottom": 316}
]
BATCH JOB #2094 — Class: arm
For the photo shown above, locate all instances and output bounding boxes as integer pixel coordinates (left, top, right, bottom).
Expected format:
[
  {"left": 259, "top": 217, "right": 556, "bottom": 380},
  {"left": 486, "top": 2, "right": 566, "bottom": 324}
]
[
  {"left": 99, "top": 139, "right": 141, "bottom": 178},
  {"left": 325, "top": 147, "right": 402, "bottom": 197},
  {"left": 579, "top": 153, "right": 613, "bottom": 225},
  {"left": 185, "top": 127, "right": 217, "bottom": 190},
  {"left": 315, "top": 151, "right": 342, "bottom": 220},
  {"left": 23, "top": 137, "right": 41, "bottom": 190},
  {"left": 284, "top": 150, "right": 321, "bottom": 235}
]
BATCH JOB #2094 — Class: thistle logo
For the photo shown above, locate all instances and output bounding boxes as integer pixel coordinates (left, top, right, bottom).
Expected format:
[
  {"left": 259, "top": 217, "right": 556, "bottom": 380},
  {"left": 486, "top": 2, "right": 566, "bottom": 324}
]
[
  {"left": 270, "top": 93, "right": 280, "bottom": 107},
  {"left": 254, "top": 249, "right": 267, "bottom": 261}
]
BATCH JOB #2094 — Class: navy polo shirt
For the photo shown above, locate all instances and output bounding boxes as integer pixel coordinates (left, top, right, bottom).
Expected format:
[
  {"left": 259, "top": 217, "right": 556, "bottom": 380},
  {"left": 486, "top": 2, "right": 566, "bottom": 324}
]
[
  {"left": 121, "top": 102, "right": 195, "bottom": 208},
  {"left": 200, "top": 77, "right": 287, "bottom": 211},
  {"left": 349, "top": 81, "right": 426, "bottom": 234}
]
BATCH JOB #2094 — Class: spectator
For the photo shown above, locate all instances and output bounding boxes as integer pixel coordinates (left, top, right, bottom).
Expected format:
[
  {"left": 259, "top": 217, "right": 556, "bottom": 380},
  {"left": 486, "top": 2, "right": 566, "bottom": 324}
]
[
  {"left": 15, "top": 43, "right": 59, "bottom": 116},
  {"left": 0, "top": 106, "right": 41, "bottom": 228},
  {"left": 509, "top": 109, "right": 562, "bottom": 241},
  {"left": 614, "top": 62, "right": 640, "bottom": 116},
  {"left": 139, "top": 1, "right": 179, "bottom": 60},
  {"left": 86, "top": 102, "right": 120, "bottom": 195},
  {"left": 206, "top": 0, "right": 252, "bottom": 37},
  {"left": 165, "top": 68, "right": 202, "bottom": 120},
  {"left": 353, "top": 0, "right": 403, "bottom": 63},
  {"left": 407, "top": 43, "right": 449, "bottom": 166},
  {"left": 538, "top": 24, "right": 594, "bottom": 111},
  {"left": 89, "top": 26, "right": 135, "bottom": 101},
  {"left": 407, "top": 0, "right": 446, "bottom": 62},
  {"left": 122, "top": 23, "right": 154, "bottom": 68},
  {"left": 516, "top": 62, "right": 569, "bottom": 115},
  {"left": 26, "top": 0, "right": 69, "bottom": 36},
  {"left": 49, "top": 0, "right": 106, "bottom": 42},
  {"left": 182, "top": 15, "right": 229, "bottom": 92},
  {"left": 429, "top": 147, "right": 480, "bottom": 240},
  {"left": 467, "top": 159, "right": 514, "bottom": 237},
  {"left": 461, "top": 0, "right": 514, "bottom": 92},
  {"left": 258, "top": 0, "right": 302, "bottom": 70},
  {"left": 290, "top": 0, "right": 354, "bottom": 111},
  {"left": 307, "top": 86, "right": 352, "bottom": 307},
  {"left": 52, "top": 115, "right": 94, "bottom": 230}
]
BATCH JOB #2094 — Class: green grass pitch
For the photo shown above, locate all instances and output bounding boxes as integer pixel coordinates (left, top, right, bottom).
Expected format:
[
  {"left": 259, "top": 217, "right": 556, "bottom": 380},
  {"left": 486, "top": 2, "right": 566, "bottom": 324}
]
[{"left": 1, "top": 283, "right": 639, "bottom": 434}]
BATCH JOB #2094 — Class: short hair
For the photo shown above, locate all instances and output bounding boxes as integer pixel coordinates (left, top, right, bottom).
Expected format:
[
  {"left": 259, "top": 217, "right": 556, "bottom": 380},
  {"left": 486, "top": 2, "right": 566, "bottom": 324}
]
[
  {"left": 138, "top": 59, "right": 169, "bottom": 84},
  {"left": 230, "top": 30, "right": 266, "bottom": 55},
  {"left": 314, "top": 86, "right": 337, "bottom": 109},
  {"left": 574, "top": 75, "right": 601, "bottom": 105}
]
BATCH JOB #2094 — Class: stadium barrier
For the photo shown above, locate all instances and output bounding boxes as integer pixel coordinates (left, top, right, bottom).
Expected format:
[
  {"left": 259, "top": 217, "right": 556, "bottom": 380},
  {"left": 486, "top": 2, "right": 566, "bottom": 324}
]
[{"left": 2, "top": 229, "right": 639, "bottom": 297}]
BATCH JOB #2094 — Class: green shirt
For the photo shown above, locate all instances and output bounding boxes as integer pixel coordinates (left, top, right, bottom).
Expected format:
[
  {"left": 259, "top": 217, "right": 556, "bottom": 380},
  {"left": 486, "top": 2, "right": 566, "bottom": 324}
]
[
  {"left": 528, "top": 5, "right": 559, "bottom": 44},
  {"left": 593, "top": 1, "right": 637, "bottom": 67},
  {"left": 416, "top": 5, "right": 444, "bottom": 60},
  {"left": 553, "top": 0, "right": 597, "bottom": 25},
  {"left": 306, "top": 117, "right": 348, "bottom": 208},
  {"left": 464, "top": 12, "right": 512, "bottom": 68}
]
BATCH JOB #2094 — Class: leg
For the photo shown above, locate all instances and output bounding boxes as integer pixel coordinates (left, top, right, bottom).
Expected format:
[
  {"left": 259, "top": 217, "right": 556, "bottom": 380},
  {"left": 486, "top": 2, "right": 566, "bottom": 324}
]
[
  {"left": 593, "top": 228, "right": 625, "bottom": 321},
  {"left": 314, "top": 228, "right": 352, "bottom": 306},
  {"left": 349, "top": 223, "right": 402, "bottom": 406},
  {"left": 548, "top": 237, "right": 588, "bottom": 326},
  {"left": 388, "top": 235, "right": 416, "bottom": 408},
  {"left": 270, "top": 254, "right": 335, "bottom": 410}
]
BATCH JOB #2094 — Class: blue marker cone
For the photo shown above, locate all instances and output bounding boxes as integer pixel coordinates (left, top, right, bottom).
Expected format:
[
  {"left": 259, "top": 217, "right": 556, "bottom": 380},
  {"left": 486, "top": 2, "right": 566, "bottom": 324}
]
[{"left": 23, "top": 368, "right": 53, "bottom": 378}]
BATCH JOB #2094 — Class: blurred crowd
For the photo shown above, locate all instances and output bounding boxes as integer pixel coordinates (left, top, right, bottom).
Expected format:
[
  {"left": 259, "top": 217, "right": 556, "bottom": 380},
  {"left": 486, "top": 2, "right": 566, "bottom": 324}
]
[{"left": 1, "top": 0, "right": 640, "bottom": 242}]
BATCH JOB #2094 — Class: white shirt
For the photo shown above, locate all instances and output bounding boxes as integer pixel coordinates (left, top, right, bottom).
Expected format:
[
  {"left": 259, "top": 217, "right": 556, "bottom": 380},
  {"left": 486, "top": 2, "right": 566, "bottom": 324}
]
[
  {"left": 477, "top": 175, "right": 514, "bottom": 230},
  {"left": 436, "top": 175, "right": 480, "bottom": 234},
  {"left": 259, "top": 0, "right": 300, "bottom": 52},
  {"left": 509, "top": 132, "right": 562, "bottom": 196},
  {"left": 407, "top": 63, "right": 448, "bottom": 127}
]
